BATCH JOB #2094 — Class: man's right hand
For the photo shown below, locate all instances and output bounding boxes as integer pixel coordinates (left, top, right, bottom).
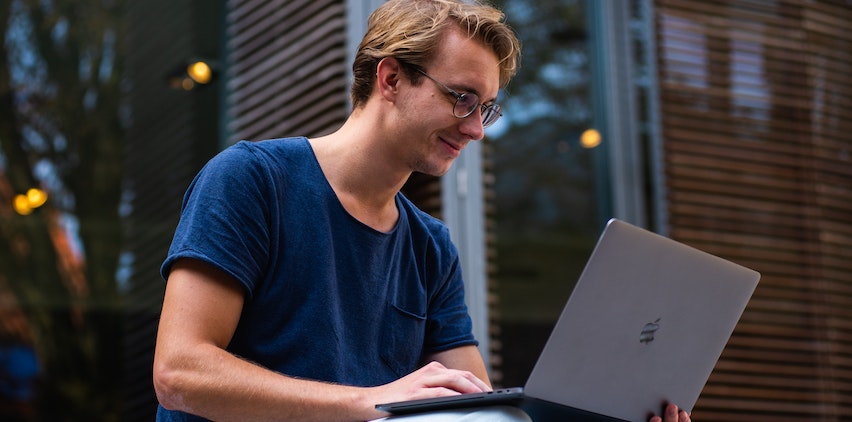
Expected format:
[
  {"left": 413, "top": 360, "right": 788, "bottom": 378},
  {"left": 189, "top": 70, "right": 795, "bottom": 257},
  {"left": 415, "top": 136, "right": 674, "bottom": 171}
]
[
  {"left": 156, "top": 260, "right": 492, "bottom": 422},
  {"left": 366, "top": 361, "right": 491, "bottom": 418}
]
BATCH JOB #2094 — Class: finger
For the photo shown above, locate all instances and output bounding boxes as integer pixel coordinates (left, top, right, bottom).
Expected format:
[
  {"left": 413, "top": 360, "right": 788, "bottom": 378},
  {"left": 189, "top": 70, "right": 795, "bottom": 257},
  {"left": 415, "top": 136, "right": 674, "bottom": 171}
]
[
  {"left": 679, "top": 409, "right": 691, "bottom": 422},
  {"left": 664, "top": 403, "right": 679, "bottom": 422},
  {"left": 463, "top": 371, "right": 492, "bottom": 392},
  {"left": 419, "top": 368, "right": 489, "bottom": 394},
  {"left": 429, "top": 372, "right": 486, "bottom": 394},
  {"left": 452, "top": 369, "right": 491, "bottom": 393}
]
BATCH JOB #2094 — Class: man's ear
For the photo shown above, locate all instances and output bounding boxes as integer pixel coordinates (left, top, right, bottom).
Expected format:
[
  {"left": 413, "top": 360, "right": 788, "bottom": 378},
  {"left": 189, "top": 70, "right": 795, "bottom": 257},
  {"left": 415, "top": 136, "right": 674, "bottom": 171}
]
[{"left": 376, "top": 57, "right": 403, "bottom": 101}]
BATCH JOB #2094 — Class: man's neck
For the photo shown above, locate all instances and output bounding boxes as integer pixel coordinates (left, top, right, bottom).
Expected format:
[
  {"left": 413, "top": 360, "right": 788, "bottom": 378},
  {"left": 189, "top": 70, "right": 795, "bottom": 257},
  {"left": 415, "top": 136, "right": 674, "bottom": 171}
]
[{"left": 309, "top": 116, "right": 410, "bottom": 232}]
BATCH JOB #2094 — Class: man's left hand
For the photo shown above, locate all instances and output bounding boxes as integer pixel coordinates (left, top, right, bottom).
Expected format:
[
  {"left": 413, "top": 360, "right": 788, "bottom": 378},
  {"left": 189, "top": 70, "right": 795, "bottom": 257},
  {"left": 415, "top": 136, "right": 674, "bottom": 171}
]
[{"left": 650, "top": 403, "right": 690, "bottom": 422}]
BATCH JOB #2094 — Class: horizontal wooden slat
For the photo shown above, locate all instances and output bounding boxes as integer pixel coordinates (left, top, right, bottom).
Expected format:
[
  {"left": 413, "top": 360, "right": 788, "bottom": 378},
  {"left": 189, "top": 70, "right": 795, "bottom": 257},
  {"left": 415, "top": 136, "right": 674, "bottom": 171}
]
[
  {"left": 656, "top": 0, "right": 852, "bottom": 419},
  {"left": 226, "top": 0, "right": 347, "bottom": 142}
]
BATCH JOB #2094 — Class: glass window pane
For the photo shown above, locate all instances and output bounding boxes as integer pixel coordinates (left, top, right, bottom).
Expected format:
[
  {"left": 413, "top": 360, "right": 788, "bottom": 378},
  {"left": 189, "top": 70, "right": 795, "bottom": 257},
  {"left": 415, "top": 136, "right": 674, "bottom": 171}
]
[{"left": 487, "top": 0, "right": 606, "bottom": 387}]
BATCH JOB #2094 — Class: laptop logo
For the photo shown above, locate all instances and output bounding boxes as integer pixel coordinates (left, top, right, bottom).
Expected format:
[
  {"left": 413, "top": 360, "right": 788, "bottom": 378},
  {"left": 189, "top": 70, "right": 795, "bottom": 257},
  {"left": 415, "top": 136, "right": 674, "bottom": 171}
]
[{"left": 640, "top": 318, "right": 661, "bottom": 344}]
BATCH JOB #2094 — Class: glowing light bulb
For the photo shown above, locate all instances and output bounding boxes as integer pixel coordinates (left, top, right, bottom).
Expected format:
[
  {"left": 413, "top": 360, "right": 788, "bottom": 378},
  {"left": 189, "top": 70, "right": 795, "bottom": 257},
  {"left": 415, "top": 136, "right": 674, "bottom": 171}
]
[
  {"left": 187, "top": 61, "right": 212, "bottom": 84},
  {"left": 26, "top": 188, "right": 47, "bottom": 208},
  {"left": 13, "top": 188, "right": 48, "bottom": 215},
  {"left": 14, "top": 194, "right": 32, "bottom": 215},
  {"left": 580, "top": 128, "right": 602, "bottom": 149}
]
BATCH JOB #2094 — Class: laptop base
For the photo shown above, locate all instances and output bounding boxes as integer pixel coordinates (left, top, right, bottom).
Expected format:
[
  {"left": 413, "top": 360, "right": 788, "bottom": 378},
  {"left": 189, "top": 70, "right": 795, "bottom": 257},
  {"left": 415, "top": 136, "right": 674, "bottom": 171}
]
[{"left": 521, "top": 397, "right": 626, "bottom": 422}]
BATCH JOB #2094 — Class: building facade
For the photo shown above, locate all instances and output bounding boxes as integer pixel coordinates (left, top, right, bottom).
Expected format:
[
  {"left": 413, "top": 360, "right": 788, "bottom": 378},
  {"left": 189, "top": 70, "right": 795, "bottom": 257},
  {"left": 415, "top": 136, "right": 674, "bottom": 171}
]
[{"left": 0, "top": 0, "right": 850, "bottom": 420}]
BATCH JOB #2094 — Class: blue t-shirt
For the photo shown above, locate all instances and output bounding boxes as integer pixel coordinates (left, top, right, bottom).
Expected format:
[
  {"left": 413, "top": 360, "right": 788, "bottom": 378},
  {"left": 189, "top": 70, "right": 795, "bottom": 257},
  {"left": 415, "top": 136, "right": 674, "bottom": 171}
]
[{"left": 158, "top": 137, "right": 476, "bottom": 421}]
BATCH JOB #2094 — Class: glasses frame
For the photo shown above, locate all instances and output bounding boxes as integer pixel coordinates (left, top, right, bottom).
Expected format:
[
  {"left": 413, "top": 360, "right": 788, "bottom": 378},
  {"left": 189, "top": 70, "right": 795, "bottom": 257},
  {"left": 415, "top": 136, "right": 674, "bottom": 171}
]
[{"left": 412, "top": 68, "right": 503, "bottom": 128}]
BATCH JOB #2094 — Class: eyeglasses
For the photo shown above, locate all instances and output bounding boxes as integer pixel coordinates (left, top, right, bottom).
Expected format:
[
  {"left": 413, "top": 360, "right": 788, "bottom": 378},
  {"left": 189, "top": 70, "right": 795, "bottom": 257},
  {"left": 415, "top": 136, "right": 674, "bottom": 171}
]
[{"left": 414, "top": 68, "right": 503, "bottom": 128}]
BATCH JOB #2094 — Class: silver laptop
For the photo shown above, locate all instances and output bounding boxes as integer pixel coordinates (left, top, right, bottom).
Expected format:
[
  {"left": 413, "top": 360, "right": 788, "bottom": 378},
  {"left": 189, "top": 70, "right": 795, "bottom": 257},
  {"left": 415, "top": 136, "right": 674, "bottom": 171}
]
[{"left": 376, "top": 218, "right": 760, "bottom": 421}]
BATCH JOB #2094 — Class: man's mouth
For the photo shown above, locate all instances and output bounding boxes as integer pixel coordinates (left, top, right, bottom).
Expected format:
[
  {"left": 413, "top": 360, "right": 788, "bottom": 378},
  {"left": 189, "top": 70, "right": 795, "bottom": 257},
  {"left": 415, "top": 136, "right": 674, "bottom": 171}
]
[{"left": 440, "top": 137, "right": 463, "bottom": 153}]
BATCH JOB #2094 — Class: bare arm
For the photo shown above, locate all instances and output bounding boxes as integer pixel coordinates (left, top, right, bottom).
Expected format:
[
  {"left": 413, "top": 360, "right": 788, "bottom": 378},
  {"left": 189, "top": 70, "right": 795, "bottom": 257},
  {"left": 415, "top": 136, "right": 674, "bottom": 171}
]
[{"left": 153, "top": 259, "right": 490, "bottom": 421}]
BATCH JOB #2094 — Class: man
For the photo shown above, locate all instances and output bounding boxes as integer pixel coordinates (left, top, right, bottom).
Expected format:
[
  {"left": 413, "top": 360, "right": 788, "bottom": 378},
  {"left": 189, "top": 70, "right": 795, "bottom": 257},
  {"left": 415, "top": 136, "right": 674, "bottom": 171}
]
[{"left": 153, "top": 1, "right": 690, "bottom": 421}]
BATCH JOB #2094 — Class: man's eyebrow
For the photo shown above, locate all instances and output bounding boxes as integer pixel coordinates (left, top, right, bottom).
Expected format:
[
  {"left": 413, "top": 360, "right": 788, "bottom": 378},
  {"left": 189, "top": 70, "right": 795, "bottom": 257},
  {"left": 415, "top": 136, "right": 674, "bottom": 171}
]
[
  {"left": 446, "top": 81, "right": 479, "bottom": 97},
  {"left": 451, "top": 82, "right": 498, "bottom": 104}
]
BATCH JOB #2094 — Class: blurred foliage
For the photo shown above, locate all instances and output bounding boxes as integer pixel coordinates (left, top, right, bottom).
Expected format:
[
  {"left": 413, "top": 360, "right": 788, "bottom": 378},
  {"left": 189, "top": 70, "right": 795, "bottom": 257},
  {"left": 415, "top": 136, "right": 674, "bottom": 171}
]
[
  {"left": 488, "top": 0, "right": 599, "bottom": 319},
  {"left": 0, "top": 0, "right": 127, "bottom": 420},
  {"left": 491, "top": 0, "right": 598, "bottom": 237}
]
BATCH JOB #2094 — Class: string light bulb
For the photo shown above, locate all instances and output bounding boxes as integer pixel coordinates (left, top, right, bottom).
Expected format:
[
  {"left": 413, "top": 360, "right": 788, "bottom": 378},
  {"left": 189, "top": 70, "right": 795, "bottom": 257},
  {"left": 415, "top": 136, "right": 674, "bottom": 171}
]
[
  {"left": 580, "top": 128, "right": 602, "bottom": 149},
  {"left": 167, "top": 59, "right": 217, "bottom": 91},
  {"left": 186, "top": 61, "right": 213, "bottom": 85},
  {"left": 13, "top": 188, "right": 48, "bottom": 215}
]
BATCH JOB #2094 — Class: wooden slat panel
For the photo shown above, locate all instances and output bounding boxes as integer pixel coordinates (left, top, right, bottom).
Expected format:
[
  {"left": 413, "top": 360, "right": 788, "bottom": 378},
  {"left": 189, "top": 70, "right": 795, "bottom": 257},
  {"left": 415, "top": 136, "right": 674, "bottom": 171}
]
[
  {"left": 226, "top": 0, "right": 348, "bottom": 141},
  {"left": 655, "top": 0, "right": 852, "bottom": 419},
  {"left": 123, "top": 1, "right": 225, "bottom": 418}
]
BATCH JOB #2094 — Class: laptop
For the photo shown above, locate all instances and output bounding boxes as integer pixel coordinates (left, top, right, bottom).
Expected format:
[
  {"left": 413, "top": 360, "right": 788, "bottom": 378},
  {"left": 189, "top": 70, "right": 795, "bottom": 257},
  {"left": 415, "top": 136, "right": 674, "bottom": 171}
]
[{"left": 376, "top": 218, "right": 760, "bottom": 421}]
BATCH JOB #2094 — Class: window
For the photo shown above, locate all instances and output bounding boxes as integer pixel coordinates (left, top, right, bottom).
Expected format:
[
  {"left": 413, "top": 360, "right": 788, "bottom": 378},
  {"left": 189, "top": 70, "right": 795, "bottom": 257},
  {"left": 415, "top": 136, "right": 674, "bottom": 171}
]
[{"left": 486, "top": 0, "right": 606, "bottom": 386}]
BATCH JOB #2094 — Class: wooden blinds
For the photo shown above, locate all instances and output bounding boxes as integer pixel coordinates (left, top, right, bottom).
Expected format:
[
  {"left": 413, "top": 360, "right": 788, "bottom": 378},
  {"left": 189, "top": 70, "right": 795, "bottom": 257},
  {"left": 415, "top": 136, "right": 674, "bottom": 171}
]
[
  {"left": 225, "top": 0, "right": 349, "bottom": 142},
  {"left": 655, "top": 0, "right": 852, "bottom": 419}
]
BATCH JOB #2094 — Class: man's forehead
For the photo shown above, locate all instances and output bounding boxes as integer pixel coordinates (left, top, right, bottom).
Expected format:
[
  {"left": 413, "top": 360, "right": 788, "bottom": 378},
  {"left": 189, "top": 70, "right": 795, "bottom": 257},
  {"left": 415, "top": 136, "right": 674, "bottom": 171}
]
[{"left": 429, "top": 28, "right": 501, "bottom": 97}]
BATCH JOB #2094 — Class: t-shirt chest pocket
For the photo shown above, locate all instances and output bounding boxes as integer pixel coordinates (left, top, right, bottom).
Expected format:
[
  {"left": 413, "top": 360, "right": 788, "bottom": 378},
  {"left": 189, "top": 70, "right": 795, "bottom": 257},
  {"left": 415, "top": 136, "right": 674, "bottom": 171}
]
[{"left": 379, "top": 297, "right": 427, "bottom": 378}]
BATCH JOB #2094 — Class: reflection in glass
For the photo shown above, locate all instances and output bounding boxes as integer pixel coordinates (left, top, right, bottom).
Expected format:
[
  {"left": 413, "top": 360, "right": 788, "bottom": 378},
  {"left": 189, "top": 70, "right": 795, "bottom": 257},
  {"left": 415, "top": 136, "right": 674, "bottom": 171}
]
[
  {"left": 487, "top": 0, "right": 603, "bottom": 387},
  {"left": 1, "top": 0, "right": 127, "bottom": 419}
]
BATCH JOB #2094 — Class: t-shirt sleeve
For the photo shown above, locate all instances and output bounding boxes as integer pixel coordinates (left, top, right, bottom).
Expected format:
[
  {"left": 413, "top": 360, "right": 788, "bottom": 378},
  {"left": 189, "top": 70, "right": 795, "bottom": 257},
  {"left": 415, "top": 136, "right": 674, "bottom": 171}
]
[
  {"left": 423, "top": 229, "right": 479, "bottom": 354},
  {"left": 160, "top": 142, "right": 273, "bottom": 299}
]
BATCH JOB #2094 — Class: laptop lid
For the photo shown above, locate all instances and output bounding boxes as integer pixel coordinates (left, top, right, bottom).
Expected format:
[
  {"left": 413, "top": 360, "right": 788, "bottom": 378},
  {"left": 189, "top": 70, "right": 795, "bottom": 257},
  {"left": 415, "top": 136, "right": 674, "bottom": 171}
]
[{"left": 523, "top": 218, "right": 759, "bottom": 421}]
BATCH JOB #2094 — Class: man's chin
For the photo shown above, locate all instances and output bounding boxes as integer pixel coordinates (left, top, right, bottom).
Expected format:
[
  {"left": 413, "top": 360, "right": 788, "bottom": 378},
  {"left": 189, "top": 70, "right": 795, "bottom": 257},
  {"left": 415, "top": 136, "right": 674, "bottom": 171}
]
[
  {"left": 425, "top": 164, "right": 453, "bottom": 177},
  {"left": 413, "top": 159, "right": 455, "bottom": 178}
]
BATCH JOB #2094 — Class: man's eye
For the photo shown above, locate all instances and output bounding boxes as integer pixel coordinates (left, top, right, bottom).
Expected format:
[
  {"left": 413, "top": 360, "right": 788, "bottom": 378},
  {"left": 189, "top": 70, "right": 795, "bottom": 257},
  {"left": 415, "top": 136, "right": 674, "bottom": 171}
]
[{"left": 458, "top": 94, "right": 478, "bottom": 107}]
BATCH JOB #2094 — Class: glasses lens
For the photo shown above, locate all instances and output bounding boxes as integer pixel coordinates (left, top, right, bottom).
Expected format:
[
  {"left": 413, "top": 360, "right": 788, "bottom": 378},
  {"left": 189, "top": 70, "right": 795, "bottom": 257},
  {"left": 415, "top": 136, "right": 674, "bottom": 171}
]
[
  {"left": 481, "top": 104, "right": 502, "bottom": 128},
  {"left": 453, "top": 93, "right": 480, "bottom": 118},
  {"left": 452, "top": 91, "right": 502, "bottom": 128}
]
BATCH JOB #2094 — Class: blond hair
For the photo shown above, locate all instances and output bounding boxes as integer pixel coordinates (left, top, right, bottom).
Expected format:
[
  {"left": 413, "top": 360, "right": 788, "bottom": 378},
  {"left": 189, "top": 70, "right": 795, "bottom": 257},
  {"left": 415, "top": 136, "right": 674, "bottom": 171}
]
[{"left": 351, "top": 0, "right": 521, "bottom": 108}]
